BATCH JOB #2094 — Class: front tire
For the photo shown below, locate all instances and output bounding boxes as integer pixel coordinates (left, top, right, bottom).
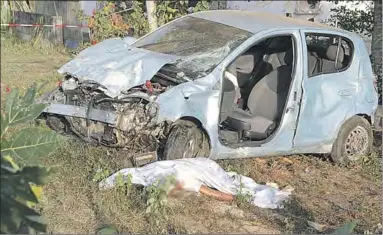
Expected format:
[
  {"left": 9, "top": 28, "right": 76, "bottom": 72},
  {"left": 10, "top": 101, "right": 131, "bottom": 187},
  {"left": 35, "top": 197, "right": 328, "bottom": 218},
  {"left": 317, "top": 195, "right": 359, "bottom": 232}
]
[
  {"left": 163, "top": 121, "right": 209, "bottom": 160},
  {"left": 331, "top": 116, "right": 373, "bottom": 164}
]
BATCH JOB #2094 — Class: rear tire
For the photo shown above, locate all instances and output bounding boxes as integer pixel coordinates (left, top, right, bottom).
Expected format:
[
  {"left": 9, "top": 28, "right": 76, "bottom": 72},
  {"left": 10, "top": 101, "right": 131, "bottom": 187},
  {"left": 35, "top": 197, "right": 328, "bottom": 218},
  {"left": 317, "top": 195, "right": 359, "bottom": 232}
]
[
  {"left": 163, "top": 121, "right": 210, "bottom": 160},
  {"left": 331, "top": 116, "right": 373, "bottom": 164}
]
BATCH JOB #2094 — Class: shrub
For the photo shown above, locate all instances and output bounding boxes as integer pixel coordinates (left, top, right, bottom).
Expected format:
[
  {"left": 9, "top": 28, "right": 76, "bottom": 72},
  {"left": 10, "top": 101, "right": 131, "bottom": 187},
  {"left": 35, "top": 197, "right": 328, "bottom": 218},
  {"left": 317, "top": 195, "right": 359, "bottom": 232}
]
[{"left": 0, "top": 85, "right": 64, "bottom": 233}]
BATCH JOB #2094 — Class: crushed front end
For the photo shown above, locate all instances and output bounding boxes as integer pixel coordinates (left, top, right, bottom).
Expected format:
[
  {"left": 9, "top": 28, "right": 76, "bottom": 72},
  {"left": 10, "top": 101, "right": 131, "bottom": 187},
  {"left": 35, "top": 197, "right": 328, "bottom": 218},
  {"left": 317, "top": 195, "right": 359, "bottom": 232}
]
[{"left": 40, "top": 75, "right": 173, "bottom": 150}]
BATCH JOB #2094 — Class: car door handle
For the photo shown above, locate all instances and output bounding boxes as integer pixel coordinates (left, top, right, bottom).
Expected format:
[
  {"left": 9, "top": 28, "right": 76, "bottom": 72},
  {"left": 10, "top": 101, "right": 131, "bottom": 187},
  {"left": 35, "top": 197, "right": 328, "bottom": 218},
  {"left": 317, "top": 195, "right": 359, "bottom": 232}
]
[{"left": 338, "top": 88, "right": 356, "bottom": 97}]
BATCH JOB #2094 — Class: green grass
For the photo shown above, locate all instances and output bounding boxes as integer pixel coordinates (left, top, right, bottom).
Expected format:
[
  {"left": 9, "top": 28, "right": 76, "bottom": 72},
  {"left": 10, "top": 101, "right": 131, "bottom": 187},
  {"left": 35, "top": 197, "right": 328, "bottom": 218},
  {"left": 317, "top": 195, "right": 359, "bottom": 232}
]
[{"left": 1, "top": 37, "right": 382, "bottom": 234}]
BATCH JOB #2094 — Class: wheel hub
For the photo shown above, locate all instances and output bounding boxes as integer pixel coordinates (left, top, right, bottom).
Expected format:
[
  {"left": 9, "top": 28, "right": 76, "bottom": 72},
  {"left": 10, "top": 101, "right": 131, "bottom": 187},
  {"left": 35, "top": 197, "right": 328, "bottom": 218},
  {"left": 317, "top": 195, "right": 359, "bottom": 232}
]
[{"left": 344, "top": 126, "right": 369, "bottom": 161}]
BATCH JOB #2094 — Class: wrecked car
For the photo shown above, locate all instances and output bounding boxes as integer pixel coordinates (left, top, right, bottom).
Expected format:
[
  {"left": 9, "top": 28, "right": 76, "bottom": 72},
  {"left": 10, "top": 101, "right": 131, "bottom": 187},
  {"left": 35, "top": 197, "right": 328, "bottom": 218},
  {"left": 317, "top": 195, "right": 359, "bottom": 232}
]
[{"left": 37, "top": 10, "right": 379, "bottom": 164}]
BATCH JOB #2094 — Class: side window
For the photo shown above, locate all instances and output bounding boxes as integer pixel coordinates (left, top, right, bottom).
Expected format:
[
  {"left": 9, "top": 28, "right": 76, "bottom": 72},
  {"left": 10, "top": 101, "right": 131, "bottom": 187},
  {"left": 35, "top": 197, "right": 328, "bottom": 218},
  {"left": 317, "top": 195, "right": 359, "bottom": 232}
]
[{"left": 305, "top": 33, "right": 354, "bottom": 77}]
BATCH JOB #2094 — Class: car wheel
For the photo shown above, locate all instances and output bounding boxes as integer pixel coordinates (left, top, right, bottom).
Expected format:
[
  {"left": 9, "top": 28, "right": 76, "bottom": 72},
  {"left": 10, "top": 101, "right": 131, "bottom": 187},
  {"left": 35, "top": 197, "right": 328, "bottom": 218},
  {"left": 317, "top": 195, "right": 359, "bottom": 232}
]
[
  {"left": 163, "top": 120, "right": 209, "bottom": 160},
  {"left": 331, "top": 116, "right": 373, "bottom": 164}
]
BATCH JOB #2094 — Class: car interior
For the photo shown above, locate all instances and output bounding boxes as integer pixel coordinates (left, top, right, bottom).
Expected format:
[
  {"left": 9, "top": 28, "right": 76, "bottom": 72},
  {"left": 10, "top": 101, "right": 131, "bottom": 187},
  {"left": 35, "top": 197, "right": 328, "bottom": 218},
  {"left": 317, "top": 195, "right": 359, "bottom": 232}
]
[
  {"left": 218, "top": 35, "right": 295, "bottom": 145},
  {"left": 218, "top": 34, "right": 350, "bottom": 146},
  {"left": 305, "top": 35, "right": 350, "bottom": 77}
]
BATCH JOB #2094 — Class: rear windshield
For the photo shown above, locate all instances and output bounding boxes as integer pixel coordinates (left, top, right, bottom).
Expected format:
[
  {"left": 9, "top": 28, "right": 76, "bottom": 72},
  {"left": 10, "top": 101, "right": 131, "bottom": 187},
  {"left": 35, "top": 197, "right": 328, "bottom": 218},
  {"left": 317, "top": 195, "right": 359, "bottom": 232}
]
[{"left": 133, "top": 16, "right": 253, "bottom": 79}]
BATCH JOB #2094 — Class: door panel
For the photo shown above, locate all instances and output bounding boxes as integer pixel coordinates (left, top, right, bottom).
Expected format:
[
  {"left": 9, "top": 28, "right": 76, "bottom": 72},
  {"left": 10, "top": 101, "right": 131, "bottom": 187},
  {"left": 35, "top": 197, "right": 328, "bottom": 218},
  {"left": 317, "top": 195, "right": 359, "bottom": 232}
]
[
  {"left": 215, "top": 30, "right": 304, "bottom": 158},
  {"left": 293, "top": 31, "right": 358, "bottom": 148}
]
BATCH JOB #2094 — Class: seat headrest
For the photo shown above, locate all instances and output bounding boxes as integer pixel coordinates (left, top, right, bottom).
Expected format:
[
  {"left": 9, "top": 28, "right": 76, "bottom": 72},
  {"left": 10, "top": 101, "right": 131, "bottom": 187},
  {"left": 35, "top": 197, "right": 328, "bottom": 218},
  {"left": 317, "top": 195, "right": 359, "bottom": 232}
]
[
  {"left": 326, "top": 45, "right": 344, "bottom": 62},
  {"left": 284, "top": 49, "right": 293, "bottom": 65}
]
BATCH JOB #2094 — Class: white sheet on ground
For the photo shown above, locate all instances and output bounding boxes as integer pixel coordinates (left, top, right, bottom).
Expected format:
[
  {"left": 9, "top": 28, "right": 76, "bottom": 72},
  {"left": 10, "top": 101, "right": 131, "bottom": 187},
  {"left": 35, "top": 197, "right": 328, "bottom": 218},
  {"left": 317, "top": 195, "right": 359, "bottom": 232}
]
[{"left": 99, "top": 157, "right": 291, "bottom": 209}]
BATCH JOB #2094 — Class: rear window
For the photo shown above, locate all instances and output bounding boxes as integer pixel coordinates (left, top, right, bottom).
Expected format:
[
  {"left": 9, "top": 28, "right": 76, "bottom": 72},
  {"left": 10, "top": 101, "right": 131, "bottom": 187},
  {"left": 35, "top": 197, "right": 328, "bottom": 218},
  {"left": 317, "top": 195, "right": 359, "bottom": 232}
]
[{"left": 305, "top": 33, "right": 354, "bottom": 77}]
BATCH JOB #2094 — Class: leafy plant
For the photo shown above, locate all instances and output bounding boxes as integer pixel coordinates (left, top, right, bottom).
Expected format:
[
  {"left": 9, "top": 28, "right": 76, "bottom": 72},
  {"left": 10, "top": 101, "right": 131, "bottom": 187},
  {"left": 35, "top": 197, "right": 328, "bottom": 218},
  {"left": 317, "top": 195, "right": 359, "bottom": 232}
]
[
  {"left": 1, "top": 156, "right": 52, "bottom": 233},
  {"left": 191, "top": 0, "right": 210, "bottom": 13},
  {"left": 0, "top": 85, "right": 64, "bottom": 233},
  {"left": 145, "top": 175, "right": 176, "bottom": 220},
  {"left": 1, "top": 86, "right": 64, "bottom": 165},
  {"left": 93, "top": 168, "right": 111, "bottom": 183},
  {"left": 235, "top": 178, "right": 252, "bottom": 208},
  {"left": 126, "top": 1, "right": 149, "bottom": 37},
  {"left": 155, "top": 0, "right": 189, "bottom": 26},
  {"left": 97, "top": 225, "right": 119, "bottom": 234},
  {"left": 76, "top": 1, "right": 130, "bottom": 43},
  {"left": 155, "top": 0, "right": 209, "bottom": 26},
  {"left": 115, "top": 173, "right": 133, "bottom": 195},
  {"left": 332, "top": 221, "right": 357, "bottom": 234},
  {"left": 327, "top": 2, "right": 374, "bottom": 37}
]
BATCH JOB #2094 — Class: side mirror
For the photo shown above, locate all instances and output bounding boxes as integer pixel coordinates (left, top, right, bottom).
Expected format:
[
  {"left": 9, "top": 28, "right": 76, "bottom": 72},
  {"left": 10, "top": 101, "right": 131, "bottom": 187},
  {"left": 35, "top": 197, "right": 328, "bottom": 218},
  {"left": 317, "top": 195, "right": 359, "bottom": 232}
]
[{"left": 123, "top": 36, "right": 137, "bottom": 45}]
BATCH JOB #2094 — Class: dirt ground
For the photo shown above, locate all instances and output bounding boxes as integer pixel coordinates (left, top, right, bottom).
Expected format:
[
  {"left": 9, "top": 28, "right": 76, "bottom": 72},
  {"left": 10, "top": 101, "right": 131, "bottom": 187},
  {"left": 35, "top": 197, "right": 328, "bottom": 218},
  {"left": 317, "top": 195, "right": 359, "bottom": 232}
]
[{"left": 1, "top": 38, "right": 382, "bottom": 234}]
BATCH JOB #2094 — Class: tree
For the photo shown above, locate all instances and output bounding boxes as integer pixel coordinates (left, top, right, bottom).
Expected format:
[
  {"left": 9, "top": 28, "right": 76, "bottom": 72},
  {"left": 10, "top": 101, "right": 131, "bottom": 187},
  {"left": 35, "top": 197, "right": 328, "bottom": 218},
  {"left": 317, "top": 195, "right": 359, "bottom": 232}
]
[
  {"left": 371, "top": 0, "right": 382, "bottom": 78},
  {"left": 327, "top": 1, "right": 373, "bottom": 37}
]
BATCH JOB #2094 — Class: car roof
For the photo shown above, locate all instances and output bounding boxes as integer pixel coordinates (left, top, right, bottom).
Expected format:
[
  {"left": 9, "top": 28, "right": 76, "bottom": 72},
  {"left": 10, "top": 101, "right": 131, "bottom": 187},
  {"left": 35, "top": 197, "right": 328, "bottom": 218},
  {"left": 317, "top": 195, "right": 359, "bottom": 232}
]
[{"left": 191, "top": 10, "right": 351, "bottom": 35}]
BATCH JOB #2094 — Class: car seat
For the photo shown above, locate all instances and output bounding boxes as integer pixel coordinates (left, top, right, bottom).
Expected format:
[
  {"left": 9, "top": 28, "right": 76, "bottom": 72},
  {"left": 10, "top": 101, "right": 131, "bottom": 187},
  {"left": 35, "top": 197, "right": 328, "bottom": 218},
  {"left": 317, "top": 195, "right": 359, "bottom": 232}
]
[{"left": 223, "top": 49, "right": 294, "bottom": 140}]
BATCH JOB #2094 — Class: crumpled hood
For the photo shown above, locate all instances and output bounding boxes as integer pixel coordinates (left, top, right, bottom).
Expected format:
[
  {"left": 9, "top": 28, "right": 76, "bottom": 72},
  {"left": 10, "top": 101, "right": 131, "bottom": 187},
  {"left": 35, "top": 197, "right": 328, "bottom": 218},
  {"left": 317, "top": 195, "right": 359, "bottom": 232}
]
[{"left": 58, "top": 38, "right": 178, "bottom": 98}]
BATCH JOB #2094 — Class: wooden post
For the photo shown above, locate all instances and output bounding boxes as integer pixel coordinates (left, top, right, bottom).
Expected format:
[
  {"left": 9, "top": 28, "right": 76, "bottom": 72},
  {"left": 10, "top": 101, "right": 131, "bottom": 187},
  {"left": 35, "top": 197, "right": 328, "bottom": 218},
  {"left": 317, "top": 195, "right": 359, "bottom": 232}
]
[{"left": 52, "top": 16, "right": 63, "bottom": 46}]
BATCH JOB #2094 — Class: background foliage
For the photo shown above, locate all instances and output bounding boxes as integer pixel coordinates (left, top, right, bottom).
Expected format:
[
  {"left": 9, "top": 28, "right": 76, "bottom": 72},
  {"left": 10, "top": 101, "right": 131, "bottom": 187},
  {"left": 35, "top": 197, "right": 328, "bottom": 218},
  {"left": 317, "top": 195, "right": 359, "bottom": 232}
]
[{"left": 76, "top": 0, "right": 210, "bottom": 41}]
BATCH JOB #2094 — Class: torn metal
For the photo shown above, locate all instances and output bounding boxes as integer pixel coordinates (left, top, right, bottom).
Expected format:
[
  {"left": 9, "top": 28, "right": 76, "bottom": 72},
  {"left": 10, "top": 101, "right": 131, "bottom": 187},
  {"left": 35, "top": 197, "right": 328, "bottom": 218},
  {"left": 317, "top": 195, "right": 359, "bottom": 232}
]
[{"left": 57, "top": 38, "right": 178, "bottom": 98}]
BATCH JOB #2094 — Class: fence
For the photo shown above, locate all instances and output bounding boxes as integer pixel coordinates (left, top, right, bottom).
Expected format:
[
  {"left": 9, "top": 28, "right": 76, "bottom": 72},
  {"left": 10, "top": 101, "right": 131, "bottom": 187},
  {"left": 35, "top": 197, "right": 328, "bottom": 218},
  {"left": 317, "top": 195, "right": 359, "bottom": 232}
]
[{"left": 2, "top": 11, "right": 90, "bottom": 48}]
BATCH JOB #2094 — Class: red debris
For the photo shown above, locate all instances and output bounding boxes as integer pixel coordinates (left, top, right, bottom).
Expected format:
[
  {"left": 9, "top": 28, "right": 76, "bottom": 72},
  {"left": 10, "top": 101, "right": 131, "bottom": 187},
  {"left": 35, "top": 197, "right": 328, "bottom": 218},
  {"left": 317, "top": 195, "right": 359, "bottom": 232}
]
[
  {"left": 145, "top": 80, "right": 153, "bottom": 94},
  {"left": 5, "top": 85, "right": 11, "bottom": 93}
]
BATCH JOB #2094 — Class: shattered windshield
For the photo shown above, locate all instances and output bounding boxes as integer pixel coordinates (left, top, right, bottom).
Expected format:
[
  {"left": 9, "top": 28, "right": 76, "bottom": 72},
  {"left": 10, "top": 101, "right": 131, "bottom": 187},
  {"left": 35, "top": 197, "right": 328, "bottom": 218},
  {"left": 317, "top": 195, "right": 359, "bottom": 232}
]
[{"left": 132, "top": 16, "right": 253, "bottom": 79}]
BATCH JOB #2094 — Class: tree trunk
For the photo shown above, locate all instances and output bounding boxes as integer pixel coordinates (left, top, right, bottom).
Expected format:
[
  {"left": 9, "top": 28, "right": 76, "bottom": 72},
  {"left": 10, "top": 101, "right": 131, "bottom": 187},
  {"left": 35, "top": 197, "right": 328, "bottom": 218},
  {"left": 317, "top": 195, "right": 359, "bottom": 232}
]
[
  {"left": 145, "top": 1, "right": 158, "bottom": 31},
  {"left": 372, "top": 0, "right": 382, "bottom": 74}
]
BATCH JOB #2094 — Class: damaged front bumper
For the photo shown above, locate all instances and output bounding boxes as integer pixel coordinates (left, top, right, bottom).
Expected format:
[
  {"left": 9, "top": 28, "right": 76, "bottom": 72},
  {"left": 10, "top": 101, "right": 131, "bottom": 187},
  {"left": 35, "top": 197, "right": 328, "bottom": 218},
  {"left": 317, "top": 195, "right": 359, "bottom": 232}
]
[
  {"left": 44, "top": 103, "right": 117, "bottom": 124},
  {"left": 38, "top": 87, "right": 171, "bottom": 150}
]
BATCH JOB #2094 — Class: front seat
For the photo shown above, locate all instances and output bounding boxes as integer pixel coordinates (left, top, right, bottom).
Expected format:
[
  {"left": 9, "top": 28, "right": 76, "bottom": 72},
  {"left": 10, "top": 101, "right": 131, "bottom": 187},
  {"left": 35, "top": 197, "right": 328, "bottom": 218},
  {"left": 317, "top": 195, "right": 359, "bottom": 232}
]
[{"left": 224, "top": 49, "right": 294, "bottom": 140}]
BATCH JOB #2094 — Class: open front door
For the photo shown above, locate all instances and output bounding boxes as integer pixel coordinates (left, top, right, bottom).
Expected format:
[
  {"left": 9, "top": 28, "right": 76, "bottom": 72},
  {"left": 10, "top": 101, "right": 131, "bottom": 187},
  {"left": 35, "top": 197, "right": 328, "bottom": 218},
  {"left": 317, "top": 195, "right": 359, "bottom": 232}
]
[{"left": 293, "top": 30, "right": 359, "bottom": 149}]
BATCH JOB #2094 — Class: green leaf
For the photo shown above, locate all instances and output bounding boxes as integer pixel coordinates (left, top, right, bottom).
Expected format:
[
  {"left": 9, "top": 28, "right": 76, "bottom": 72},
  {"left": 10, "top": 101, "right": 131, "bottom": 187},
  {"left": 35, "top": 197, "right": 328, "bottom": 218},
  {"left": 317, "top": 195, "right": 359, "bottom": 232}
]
[
  {"left": 2, "top": 86, "right": 47, "bottom": 133},
  {"left": 8, "top": 102, "right": 46, "bottom": 127},
  {"left": 97, "top": 225, "right": 118, "bottom": 234},
  {"left": 332, "top": 221, "right": 357, "bottom": 234},
  {"left": 1, "top": 127, "right": 64, "bottom": 165},
  {"left": 5, "top": 88, "right": 19, "bottom": 115},
  {"left": 148, "top": 197, "right": 156, "bottom": 204},
  {"left": 2, "top": 155, "right": 20, "bottom": 171},
  {"left": 21, "top": 84, "right": 38, "bottom": 106},
  {"left": 1, "top": 115, "right": 9, "bottom": 138},
  {"left": 0, "top": 196, "right": 42, "bottom": 233},
  {"left": 23, "top": 215, "right": 47, "bottom": 233},
  {"left": 21, "top": 166, "right": 52, "bottom": 185}
]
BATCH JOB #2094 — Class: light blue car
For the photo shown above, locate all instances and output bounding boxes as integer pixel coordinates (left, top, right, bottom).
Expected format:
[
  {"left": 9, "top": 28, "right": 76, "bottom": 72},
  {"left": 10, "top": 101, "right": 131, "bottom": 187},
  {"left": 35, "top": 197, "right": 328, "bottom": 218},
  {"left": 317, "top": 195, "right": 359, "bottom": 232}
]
[{"left": 38, "top": 10, "right": 380, "bottom": 164}]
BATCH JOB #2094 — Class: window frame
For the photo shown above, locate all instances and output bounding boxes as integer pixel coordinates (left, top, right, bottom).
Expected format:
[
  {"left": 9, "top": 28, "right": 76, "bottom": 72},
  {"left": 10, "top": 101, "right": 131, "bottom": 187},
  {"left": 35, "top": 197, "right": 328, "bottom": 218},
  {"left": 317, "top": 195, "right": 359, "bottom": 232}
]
[{"left": 305, "top": 32, "right": 354, "bottom": 78}]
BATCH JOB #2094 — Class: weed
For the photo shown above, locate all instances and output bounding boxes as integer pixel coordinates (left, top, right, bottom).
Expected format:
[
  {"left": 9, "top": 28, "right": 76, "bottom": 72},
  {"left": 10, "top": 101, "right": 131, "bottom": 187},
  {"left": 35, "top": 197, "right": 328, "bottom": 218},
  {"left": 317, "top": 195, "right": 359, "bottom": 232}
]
[
  {"left": 235, "top": 177, "right": 252, "bottom": 209},
  {"left": 93, "top": 169, "right": 111, "bottom": 183},
  {"left": 358, "top": 152, "right": 382, "bottom": 181},
  {"left": 115, "top": 173, "right": 133, "bottom": 195},
  {"left": 145, "top": 176, "right": 176, "bottom": 214}
]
